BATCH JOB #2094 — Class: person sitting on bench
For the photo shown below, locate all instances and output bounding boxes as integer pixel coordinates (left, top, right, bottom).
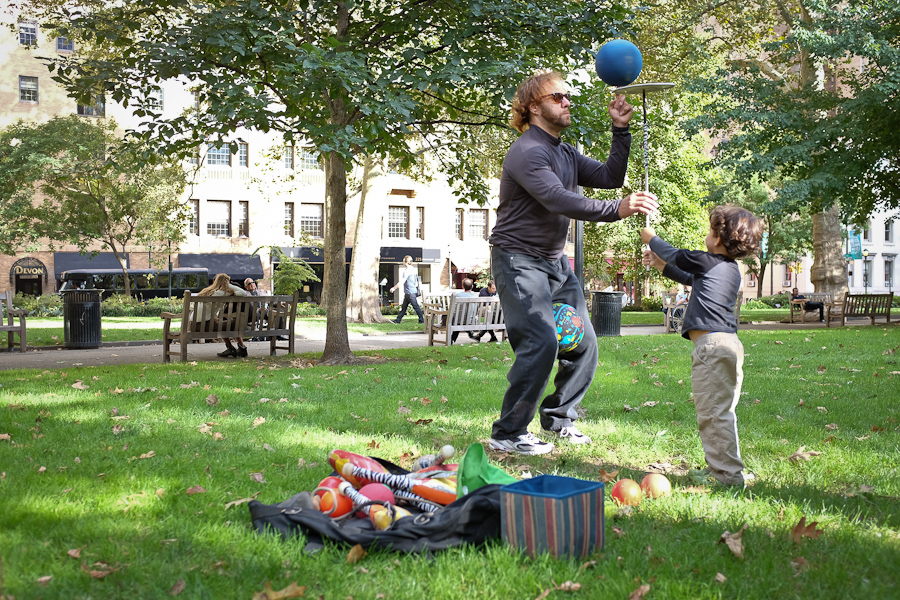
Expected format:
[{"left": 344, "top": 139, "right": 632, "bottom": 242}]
[{"left": 791, "top": 287, "right": 824, "bottom": 322}]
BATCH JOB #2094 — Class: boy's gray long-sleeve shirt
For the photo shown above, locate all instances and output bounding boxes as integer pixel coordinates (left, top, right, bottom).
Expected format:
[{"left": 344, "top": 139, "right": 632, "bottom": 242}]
[
  {"left": 649, "top": 236, "right": 741, "bottom": 340},
  {"left": 489, "top": 125, "right": 631, "bottom": 260}
]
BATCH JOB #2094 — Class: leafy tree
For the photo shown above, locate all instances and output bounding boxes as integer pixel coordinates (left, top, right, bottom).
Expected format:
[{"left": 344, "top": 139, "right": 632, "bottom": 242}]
[
  {"left": 34, "top": 0, "right": 631, "bottom": 364},
  {"left": 0, "top": 116, "right": 187, "bottom": 296},
  {"left": 682, "top": 0, "right": 900, "bottom": 295}
]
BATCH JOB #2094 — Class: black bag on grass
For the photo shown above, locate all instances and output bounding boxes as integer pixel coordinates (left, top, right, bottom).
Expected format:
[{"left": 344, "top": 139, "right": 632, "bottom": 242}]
[{"left": 248, "top": 484, "right": 502, "bottom": 554}]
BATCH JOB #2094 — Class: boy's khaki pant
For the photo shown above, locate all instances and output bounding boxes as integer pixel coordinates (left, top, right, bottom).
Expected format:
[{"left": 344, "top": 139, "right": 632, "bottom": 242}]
[{"left": 691, "top": 332, "right": 746, "bottom": 485}]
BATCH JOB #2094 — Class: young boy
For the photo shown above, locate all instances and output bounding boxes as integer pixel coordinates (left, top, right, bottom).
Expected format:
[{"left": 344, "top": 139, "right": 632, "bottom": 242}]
[{"left": 640, "top": 206, "right": 764, "bottom": 487}]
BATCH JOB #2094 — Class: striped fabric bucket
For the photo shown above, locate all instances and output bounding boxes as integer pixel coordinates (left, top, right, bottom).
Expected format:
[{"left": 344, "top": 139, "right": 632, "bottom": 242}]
[{"left": 500, "top": 475, "right": 604, "bottom": 558}]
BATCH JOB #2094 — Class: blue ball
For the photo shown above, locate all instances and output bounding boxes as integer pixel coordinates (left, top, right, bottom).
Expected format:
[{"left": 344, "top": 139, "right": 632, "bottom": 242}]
[
  {"left": 553, "top": 303, "right": 585, "bottom": 354},
  {"left": 594, "top": 39, "right": 643, "bottom": 87}
]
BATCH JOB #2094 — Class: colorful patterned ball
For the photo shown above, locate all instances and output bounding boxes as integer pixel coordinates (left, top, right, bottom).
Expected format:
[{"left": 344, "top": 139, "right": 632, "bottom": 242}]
[{"left": 553, "top": 303, "right": 585, "bottom": 353}]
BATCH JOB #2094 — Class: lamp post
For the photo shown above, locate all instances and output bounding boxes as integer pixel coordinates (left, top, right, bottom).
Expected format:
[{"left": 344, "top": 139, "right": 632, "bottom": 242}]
[
  {"left": 863, "top": 249, "right": 869, "bottom": 294},
  {"left": 167, "top": 240, "right": 173, "bottom": 299}
]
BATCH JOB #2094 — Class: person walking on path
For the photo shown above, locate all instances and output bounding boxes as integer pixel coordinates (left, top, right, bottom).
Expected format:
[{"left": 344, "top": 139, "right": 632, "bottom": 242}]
[
  {"left": 390, "top": 255, "right": 424, "bottom": 324},
  {"left": 641, "top": 205, "right": 764, "bottom": 487},
  {"left": 487, "top": 69, "right": 658, "bottom": 456}
]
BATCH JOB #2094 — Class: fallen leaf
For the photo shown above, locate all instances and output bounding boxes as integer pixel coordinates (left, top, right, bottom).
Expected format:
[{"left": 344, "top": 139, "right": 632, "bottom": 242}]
[
  {"left": 535, "top": 590, "right": 551, "bottom": 600},
  {"left": 628, "top": 584, "right": 650, "bottom": 599},
  {"left": 37, "top": 575, "right": 52, "bottom": 586},
  {"left": 67, "top": 546, "right": 84, "bottom": 559},
  {"left": 263, "top": 443, "right": 275, "bottom": 452},
  {"left": 72, "top": 380, "right": 90, "bottom": 390},
  {"left": 139, "top": 451, "right": 156, "bottom": 460},
  {"left": 206, "top": 394, "right": 219, "bottom": 406},
  {"left": 715, "top": 573, "right": 727, "bottom": 583},
  {"left": 718, "top": 524, "right": 749, "bottom": 559},
  {"left": 250, "top": 472, "right": 265, "bottom": 483},
  {"left": 251, "top": 581, "right": 306, "bottom": 600},
  {"left": 788, "top": 446, "right": 822, "bottom": 463},
  {"left": 790, "top": 557, "right": 809, "bottom": 576},
  {"left": 185, "top": 485, "right": 207, "bottom": 496},
  {"left": 0, "top": 433, "right": 10, "bottom": 441},
  {"left": 825, "top": 423, "right": 838, "bottom": 431},
  {"left": 347, "top": 544, "right": 367, "bottom": 564},
  {"left": 554, "top": 580, "right": 581, "bottom": 591},
  {"left": 169, "top": 578, "right": 186, "bottom": 596},
  {"left": 599, "top": 469, "right": 619, "bottom": 483},
  {"left": 38, "top": 466, "right": 47, "bottom": 474},
  {"left": 398, "top": 406, "right": 411, "bottom": 415},
  {"left": 224, "top": 492, "right": 261, "bottom": 510},
  {"left": 790, "top": 517, "right": 823, "bottom": 544},
  {"left": 252, "top": 417, "right": 266, "bottom": 428},
  {"left": 81, "top": 561, "right": 123, "bottom": 579},
  {"left": 611, "top": 526, "right": 625, "bottom": 538}
]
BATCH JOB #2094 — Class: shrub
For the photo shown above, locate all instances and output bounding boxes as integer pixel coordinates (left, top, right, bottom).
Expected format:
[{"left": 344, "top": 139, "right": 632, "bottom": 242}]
[
  {"left": 742, "top": 299, "right": 770, "bottom": 310},
  {"left": 13, "top": 293, "right": 62, "bottom": 317},
  {"left": 641, "top": 296, "right": 663, "bottom": 312},
  {"left": 296, "top": 302, "right": 326, "bottom": 317}
]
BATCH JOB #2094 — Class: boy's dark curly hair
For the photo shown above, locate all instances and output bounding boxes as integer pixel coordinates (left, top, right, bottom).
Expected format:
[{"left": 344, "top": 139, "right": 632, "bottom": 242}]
[{"left": 710, "top": 205, "right": 765, "bottom": 259}]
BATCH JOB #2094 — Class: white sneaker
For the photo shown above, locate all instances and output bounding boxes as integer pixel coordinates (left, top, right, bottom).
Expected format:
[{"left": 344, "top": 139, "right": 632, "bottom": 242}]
[
  {"left": 546, "top": 425, "right": 592, "bottom": 445},
  {"left": 489, "top": 432, "right": 554, "bottom": 456}
]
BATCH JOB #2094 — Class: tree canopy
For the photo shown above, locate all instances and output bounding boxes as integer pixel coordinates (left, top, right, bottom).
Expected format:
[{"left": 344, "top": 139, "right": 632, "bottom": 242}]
[
  {"left": 0, "top": 116, "right": 187, "bottom": 296},
  {"left": 33, "top": 0, "right": 632, "bottom": 363}
]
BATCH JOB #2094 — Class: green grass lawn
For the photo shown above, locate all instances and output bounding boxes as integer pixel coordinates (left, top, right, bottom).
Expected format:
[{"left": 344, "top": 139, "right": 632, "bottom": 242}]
[
  {"left": 20, "top": 308, "right": 796, "bottom": 347},
  {"left": 2, "top": 324, "right": 898, "bottom": 598}
]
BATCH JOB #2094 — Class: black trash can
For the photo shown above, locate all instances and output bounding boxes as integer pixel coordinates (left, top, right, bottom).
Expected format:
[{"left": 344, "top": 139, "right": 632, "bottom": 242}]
[
  {"left": 591, "top": 291, "right": 624, "bottom": 337},
  {"left": 61, "top": 275, "right": 102, "bottom": 348}
]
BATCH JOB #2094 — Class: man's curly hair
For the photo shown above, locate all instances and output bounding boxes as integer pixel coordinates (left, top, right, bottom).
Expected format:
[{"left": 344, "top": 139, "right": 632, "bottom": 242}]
[
  {"left": 709, "top": 205, "right": 765, "bottom": 259},
  {"left": 509, "top": 70, "right": 564, "bottom": 133}
]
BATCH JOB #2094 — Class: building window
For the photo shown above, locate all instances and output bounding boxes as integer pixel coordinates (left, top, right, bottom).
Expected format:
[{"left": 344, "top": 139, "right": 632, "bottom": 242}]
[
  {"left": 148, "top": 88, "right": 164, "bottom": 112},
  {"left": 283, "top": 146, "right": 294, "bottom": 169},
  {"left": 782, "top": 264, "right": 792, "bottom": 287},
  {"left": 886, "top": 221, "right": 894, "bottom": 244},
  {"left": 885, "top": 258, "right": 894, "bottom": 288},
  {"left": 238, "top": 201, "right": 249, "bottom": 237},
  {"left": 237, "top": 143, "right": 249, "bottom": 167},
  {"left": 19, "top": 23, "right": 37, "bottom": 46},
  {"left": 19, "top": 76, "right": 38, "bottom": 103},
  {"left": 862, "top": 222, "right": 871, "bottom": 242},
  {"left": 455, "top": 208, "right": 464, "bottom": 240},
  {"left": 189, "top": 200, "right": 200, "bottom": 235},
  {"left": 298, "top": 147, "right": 320, "bottom": 170},
  {"left": 416, "top": 207, "right": 425, "bottom": 239},
  {"left": 206, "top": 143, "right": 231, "bottom": 167},
  {"left": 284, "top": 202, "right": 294, "bottom": 237},
  {"left": 300, "top": 203, "right": 324, "bottom": 238},
  {"left": 468, "top": 209, "right": 488, "bottom": 241},
  {"left": 206, "top": 200, "right": 231, "bottom": 236},
  {"left": 56, "top": 36, "right": 74, "bottom": 51},
  {"left": 77, "top": 94, "right": 105, "bottom": 117},
  {"left": 567, "top": 220, "right": 575, "bottom": 243},
  {"left": 746, "top": 272, "right": 757, "bottom": 287},
  {"left": 388, "top": 206, "right": 410, "bottom": 239}
]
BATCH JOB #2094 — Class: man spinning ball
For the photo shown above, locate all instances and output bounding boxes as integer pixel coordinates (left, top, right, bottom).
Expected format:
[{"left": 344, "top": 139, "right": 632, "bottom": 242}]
[{"left": 488, "top": 70, "right": 657, "bottom": 455}]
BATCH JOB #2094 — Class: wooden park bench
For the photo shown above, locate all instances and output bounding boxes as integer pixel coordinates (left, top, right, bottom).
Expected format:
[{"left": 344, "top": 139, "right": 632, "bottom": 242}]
[
  {"left": 1, "top": 290, "right": 28, "bottom": 352},
  {"left": 424, "top": 295, "right": 506, "bottom": 346},
  {"left": 825, "top": 292, "right": 893, "bottom": 327},
  {"left": 161, "top": 291, "right": 299, "bottom": 362},
  {"left": 790, "top": 292, "right": 833, "bottom": 323}
]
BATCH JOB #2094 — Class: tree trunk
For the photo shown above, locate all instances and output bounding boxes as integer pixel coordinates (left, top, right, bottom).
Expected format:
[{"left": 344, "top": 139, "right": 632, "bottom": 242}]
[
  {"left": 321, "top": 150, "right": 356, "bottom": 365},
  {"left": 810, "top": 204, "right": 848, "bottom": 296},
  {"left": 346, "top": 155, "right": 391, "bottom": 323}
]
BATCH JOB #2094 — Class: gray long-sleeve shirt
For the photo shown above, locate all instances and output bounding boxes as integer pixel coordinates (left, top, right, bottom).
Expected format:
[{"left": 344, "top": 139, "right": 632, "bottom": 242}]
[
  {"left": 649, "top": 236, "right": 741, "bottom": 340},
  {"left": 489, "top": 124, "right": 631, "bottom": 259}
]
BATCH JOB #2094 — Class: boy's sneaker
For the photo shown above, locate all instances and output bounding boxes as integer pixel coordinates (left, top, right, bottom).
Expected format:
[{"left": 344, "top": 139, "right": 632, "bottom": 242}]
[
  {"left": 217, "top": 347, "right": 237, "bottom": 358},
  {"left": 236, "top": 346, "right": 248, "bottom": 357},
  {"left": 689, "top": 467, "right": 752, "bottom": 488},
  {"left": 544, "top": 425, "right": 592, "bottom": 445},
  {"left": 489, "top": 433, "right": 554, "bottom": 456}
]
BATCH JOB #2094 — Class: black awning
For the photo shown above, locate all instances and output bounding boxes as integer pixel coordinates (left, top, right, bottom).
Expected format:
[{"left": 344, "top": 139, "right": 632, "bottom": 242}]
[
  {"left": 178, "top": 253, "right": 263, "bottom": 283},
  {"left": 380, "top": 247, "right": 423, "bottom": 263},
  {"left": 279, "top": 247, "right": 351, "bottom": 264},
  {"left": 54, "top": 252, "right": 129, "bottom": 280}
]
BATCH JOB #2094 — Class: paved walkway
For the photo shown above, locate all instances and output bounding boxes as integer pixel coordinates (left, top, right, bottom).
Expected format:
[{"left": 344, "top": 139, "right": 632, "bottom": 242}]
[{"left": 0, "top": 319, "right": 879, "bottom": 371}]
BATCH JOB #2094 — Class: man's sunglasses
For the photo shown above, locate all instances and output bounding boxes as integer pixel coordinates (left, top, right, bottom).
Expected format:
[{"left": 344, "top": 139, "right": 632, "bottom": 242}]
[{"left": 540, "top": 92, "right": 571, "bottom": 104}]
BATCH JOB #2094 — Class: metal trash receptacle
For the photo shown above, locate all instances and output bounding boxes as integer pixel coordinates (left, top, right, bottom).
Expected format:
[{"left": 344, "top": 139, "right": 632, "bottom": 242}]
[
  {"left": 60, "top": 275, "right": 102, "bottom": 348},
  {"left": 591, "top": 291, "right": 624, "bottom": 337}
]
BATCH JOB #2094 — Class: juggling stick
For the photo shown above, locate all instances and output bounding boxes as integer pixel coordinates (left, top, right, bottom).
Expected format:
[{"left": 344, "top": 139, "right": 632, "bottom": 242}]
[
  {"left": 341, "top": 462, "right": 458, "bottom": 506},
  {"left": 392, "top": 489, "right": 442, "bottom": 512},
  {"left": 412, "top": 445, "right": 456, "bottom": 471},
  {"left": 338, "top": 482, "right": 411, "bottom": 530}
]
